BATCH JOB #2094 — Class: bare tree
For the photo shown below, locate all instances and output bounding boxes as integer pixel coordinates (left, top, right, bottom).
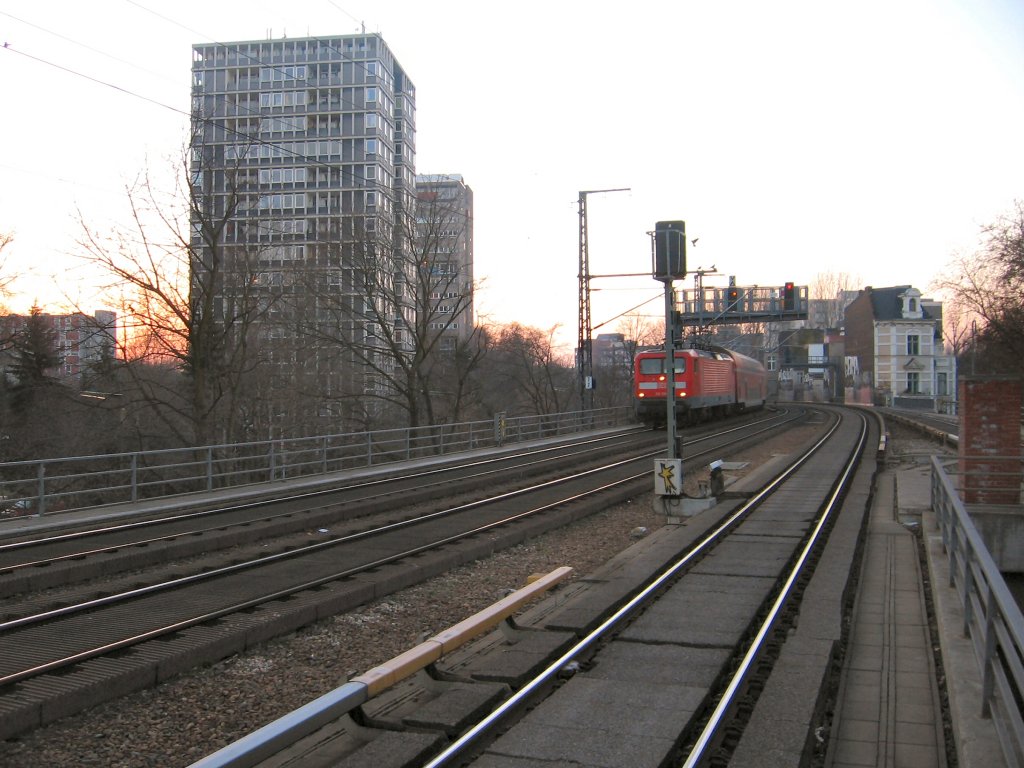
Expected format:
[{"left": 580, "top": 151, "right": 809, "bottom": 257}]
[
  {"left": 300, "top": 178, "right": 484, "bottom": 430},
  {"left": 810, "top": 271, "right": 860, "bottom": 329},
  {"left": 0, "top": 232, "right": 14, "bottom": 304},
  {"left": 0, "top": 232, "right": 16, "bottom": 354},
  {"left": 75, "top": 146, "right": 276, "bottom": 447},
  {"left": 481, "top": 323, "right": 575, "bottom": 416},
  {"left": 933, "top": 201, "right": 1024, "bottom": 374},
  {"left": 940, "top": 296, "right": 974, "bottom": 358},
  {"left": 616, "top": 312, "right": 663, "bottom": 356}
]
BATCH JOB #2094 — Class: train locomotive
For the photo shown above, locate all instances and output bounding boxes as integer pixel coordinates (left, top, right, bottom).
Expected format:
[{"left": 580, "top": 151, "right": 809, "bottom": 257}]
[{"left": 633, "top": 346, "right": 768, "bottom": 427}]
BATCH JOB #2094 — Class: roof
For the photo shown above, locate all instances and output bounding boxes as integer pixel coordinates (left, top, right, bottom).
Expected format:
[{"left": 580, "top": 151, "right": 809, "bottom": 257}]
[{"left": 866, "top": 285, "right": 934, "bottom": 321}]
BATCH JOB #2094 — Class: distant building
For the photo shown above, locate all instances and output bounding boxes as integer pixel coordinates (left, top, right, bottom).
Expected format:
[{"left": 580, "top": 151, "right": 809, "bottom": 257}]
[
  {"left": 843, "top": 285, "right": 956, "bottom": 411},
  {"left": 414, "top": 174, "right": 474, "bottom": 347},
  {"left": 189, "top": 33, "right": 417, "bottom": 433},
  {"left": 593, "top": 333, "right": 630, "bottom": 370},
  {"left": 0, "top": 311, "right": 117, "bottom": 382}
]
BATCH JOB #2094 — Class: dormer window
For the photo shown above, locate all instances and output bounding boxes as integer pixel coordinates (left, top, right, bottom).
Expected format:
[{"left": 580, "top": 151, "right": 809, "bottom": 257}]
[{"left": 900, "top": 288, "right": 923, "bottom": 319}]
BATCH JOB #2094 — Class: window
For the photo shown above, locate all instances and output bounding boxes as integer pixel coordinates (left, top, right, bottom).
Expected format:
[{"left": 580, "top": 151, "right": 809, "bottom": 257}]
[
  {"left": 257, "top": 193, "right": 307, "bottom": 210},
  {"left": 906, "top": 334, "right": 919, "bottom": 355},
  {"left": 909, "top": 298, "right": 917, "bottom": 312},
  {"left": 256, "top": 219, "right": 306, "bottom": 237},
  {"left": 260, "top": 116, "right": 306, "bottom": 134},
  {"left": 366, "top": 139, "right": 378, "bottom": 156},
  {"left": 258, "top": 168, "right": 307, "bottom": 185},
  {"left": 259, "top": 91, "right": 307, "bottom": 108},
  {"left": 366, "top": 113, "right": 378, "bottom": 129},
  {"left": 639, "top": 357, "right": 686, "bottom": 375},
  {"left": 259, "top": 65, "right": 307, "bottom": 82},
  {"left": 907, "top": 372, "right": 920, "bottom": 394},
  {"left": 366, "top": 86, "right": 378, "bottom": 102}
]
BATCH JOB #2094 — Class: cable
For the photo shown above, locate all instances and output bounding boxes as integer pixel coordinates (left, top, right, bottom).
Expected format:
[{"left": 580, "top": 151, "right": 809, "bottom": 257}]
[
  {"left": 0, "top": 9, "right": 170, "bottom": 81},
  {"left": 0, "top": 39, "right": 405, "bottom": 232},
  {"left": 0, "top": 9, "right": 475, "bottom": 249},
  {"left": 1, "top": 9, "right": 399, "bottom": 195}
]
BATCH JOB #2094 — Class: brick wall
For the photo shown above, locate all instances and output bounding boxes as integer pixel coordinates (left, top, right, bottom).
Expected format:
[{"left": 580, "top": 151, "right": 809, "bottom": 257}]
[
  {"left": 842, "top": 289, "right": 874, "bottom": 382},
  {"left": 958, "top": 376, "right": 1023, "bottom": 505}
]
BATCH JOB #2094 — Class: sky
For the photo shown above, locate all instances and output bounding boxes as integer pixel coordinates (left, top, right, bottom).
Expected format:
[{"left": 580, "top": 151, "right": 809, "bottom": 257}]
[{"left": 1, "top": 0, "right": 1022, "bottom": 351}]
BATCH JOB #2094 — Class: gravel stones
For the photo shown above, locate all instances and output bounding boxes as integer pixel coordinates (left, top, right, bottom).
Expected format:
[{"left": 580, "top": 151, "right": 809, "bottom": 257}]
[{"left": 0, "top": 501, "right": 666, "bottom": 768}]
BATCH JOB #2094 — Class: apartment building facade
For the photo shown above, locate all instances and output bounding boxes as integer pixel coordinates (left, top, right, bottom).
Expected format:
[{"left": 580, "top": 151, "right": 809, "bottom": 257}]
[
  {"left": 414, "top": 174, "right": 474, "bottom": 348},
  {"left": 189, "top": 33, "right": 417, "bottom": 434},
  {"left": 843, "top": 285, "right": 957, "bottom": 411},
  {"left": 0, "top": 310, "right": 116, "bottom": 382}
]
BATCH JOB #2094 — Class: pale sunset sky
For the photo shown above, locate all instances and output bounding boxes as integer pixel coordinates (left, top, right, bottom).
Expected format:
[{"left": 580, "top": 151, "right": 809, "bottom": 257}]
[{"left": 2, "top": 0, "right": 1022, "bottom": 349}]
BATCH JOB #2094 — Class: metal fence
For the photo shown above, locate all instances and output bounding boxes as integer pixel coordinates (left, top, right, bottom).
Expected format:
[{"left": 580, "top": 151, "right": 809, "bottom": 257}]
[
  {"left": 931, "top": 455, "right": 1024, "bottom": 767},
  {"left": 0, "top": 407, "right": 634, "bottom": 518}
]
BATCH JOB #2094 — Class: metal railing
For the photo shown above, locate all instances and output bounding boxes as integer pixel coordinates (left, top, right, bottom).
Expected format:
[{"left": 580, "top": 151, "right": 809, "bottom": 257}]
[
  {"left": 931, "top": 455, "right": 1024, "bottom": 767},
  {"left": 0, "top": 407, "right": 633, "bottom": 518}
]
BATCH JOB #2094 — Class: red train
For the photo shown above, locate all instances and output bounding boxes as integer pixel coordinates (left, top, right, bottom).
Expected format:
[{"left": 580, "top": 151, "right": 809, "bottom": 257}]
[{"left": 633, "top": 346, "right": 768, "bottom": 427}]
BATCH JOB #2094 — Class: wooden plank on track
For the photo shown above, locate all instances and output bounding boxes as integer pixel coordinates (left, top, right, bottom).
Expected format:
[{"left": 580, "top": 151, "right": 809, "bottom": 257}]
[{"left": 351, "top": 566, "right": 573, "bottom": 697}]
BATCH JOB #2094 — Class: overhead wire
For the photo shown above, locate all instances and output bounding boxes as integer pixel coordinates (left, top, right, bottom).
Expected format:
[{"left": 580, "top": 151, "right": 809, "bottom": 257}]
[
  {"left": 1, "top": 3, "right": 404, "bottom": 200},
  {"left": 2, "top": 2, "right": 484, "bottom": 279},
  {"left": 0, "top": 8, "right": 171, "bottom": 81}
]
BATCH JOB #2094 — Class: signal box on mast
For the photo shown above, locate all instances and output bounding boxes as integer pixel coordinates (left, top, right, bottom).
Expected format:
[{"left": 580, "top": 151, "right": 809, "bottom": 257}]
[{"left": 652, "top": 221, "right": 686, "bottom": 281}]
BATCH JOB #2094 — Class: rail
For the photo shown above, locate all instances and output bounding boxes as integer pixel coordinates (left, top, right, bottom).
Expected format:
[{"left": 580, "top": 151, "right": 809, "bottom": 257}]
[
  {"left": 0, "top": 407, "right": 633, "bottom": 517},
  {"left": 931, "top": 455, "right": 1024, "bottom": 767},
  {"left": 187, "top": 566, "right": 573, "bottom": 768}
]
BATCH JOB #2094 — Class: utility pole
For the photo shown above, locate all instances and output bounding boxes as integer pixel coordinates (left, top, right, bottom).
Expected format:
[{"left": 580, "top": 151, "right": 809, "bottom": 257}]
[{"left": 577, "top": 187, "right": 630, "bottom": 417}]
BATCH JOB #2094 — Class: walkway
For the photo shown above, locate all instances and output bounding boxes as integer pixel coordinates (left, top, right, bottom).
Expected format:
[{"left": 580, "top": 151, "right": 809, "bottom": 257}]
[{"left": 827, "top": 463, "right": 1006, "bottom": 768}]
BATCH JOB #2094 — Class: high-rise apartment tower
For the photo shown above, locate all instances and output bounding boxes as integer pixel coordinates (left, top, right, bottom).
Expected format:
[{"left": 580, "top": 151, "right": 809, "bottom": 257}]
[
  {"left": 414, "top": 174, "right": 474, "bottom": 347},
  {"left": 190, "top": 34, "right": 416, "bottom": 435}
]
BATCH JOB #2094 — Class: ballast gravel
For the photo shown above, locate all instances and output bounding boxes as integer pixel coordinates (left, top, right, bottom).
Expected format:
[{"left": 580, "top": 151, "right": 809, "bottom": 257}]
[{"left": 0, "top": 499, "right": 669, "bottom": 768}]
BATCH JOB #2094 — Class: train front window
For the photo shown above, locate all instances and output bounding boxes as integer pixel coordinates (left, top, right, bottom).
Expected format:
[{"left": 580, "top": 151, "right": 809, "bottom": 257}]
[{"left": 640, "top": 357, "right": 686, "bottom": 375}]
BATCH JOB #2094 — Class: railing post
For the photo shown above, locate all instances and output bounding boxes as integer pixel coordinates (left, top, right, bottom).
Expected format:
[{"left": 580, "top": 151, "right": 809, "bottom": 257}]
[
  {"left": 979, "top": 587, "right": 998, "bottom": 718},
  {"left": 131, "top": 454, "right": 138, "bottom": 502},
  {"left": 949, "top": 525, "right": 960, "bottom": 589},
  {"left": 206, "top": 447, "right": 214, "bottom": 491},
  {"left": 322, "top": 436, "right": 328, "bottom": 475},
  {"left": 494, "top": 412, "right": 506, "bottom": 447},
  {"left": 962, "top": 551, "right": 975, "bottom": 635},
  {"left": 269, "top": 442, "right": 277, "bottom": 481},
  {"left": 367, "top": 433, "right": 373, "bottom": 466},
  {"left": 36, "top": 461, "right": 45, "bottom": 516}
]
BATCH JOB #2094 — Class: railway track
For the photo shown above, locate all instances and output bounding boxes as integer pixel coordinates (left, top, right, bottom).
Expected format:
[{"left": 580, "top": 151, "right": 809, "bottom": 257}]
[
  {"left": 0, "top": 428, "right": 654, "bottom": 597},
  {"left": 0, "top": 408, "right": 807, "bottom": 741},
  {"left": 220, "top": 405, "right": 876, "bottom": 768}
]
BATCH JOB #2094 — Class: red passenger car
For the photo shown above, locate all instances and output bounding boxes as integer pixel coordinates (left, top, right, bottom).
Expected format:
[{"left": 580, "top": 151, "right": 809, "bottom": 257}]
[{"left": 633, "top": 346, "right": 767, "bottom": 427}]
